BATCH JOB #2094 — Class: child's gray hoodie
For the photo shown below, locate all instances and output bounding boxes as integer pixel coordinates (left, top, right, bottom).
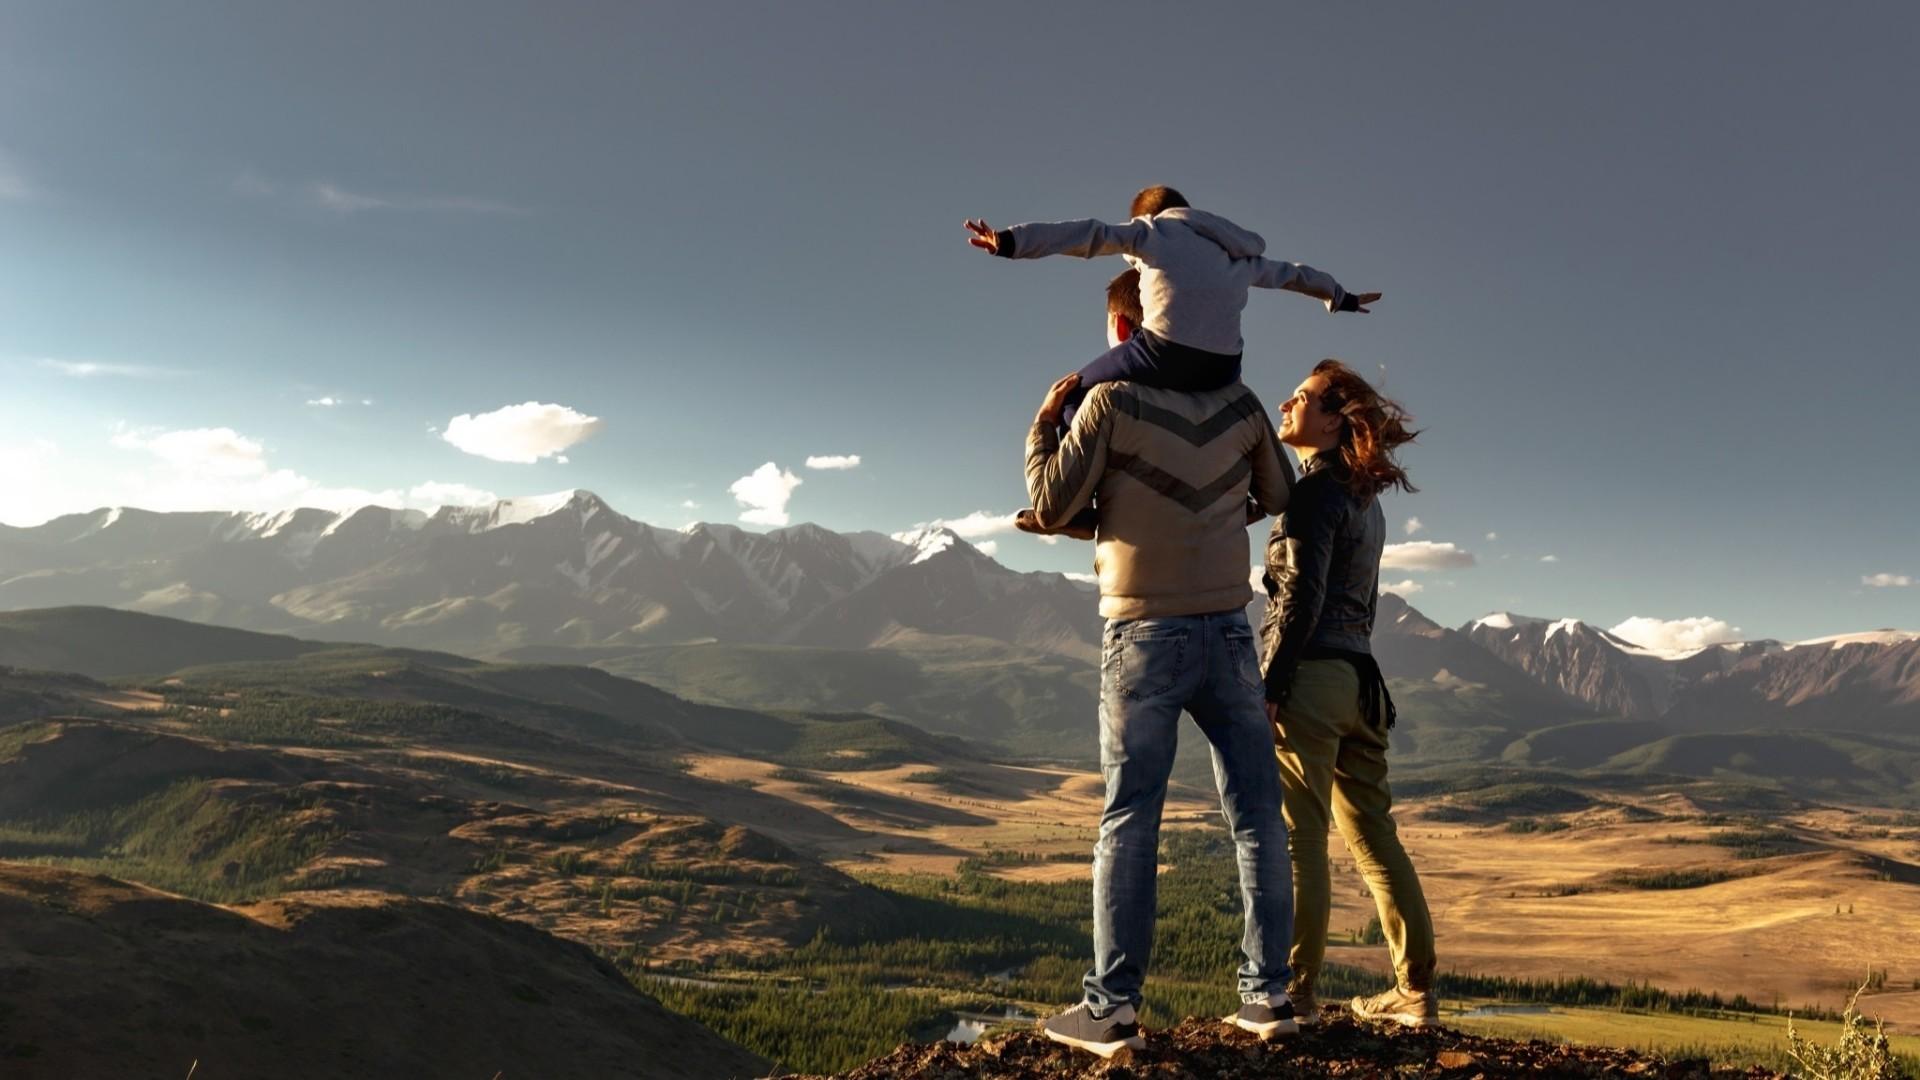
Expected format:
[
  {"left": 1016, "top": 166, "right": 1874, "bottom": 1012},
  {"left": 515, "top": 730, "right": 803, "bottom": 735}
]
[{"left": 997, "top": 208, "right": 1350, "bottom": 356}]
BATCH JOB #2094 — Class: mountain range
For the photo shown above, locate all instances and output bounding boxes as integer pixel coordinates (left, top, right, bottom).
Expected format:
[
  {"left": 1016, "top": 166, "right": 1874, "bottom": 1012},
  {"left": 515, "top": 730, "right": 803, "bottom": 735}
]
[
  {"left": 4, "top": 491, "right": 1916, "bottom": 764},
  {"left": 0, "top": 491, "right": 1100, "bottom": 661}
]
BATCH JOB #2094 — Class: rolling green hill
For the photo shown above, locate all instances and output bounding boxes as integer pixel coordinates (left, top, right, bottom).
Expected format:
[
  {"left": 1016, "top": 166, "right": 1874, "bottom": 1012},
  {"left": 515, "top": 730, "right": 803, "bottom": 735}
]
[
  {"left": 0, "top": 606, "right": 338, "bottom": 676},
  {"left": 517, "top": 636, "right": 1103, "bottom": 759}
]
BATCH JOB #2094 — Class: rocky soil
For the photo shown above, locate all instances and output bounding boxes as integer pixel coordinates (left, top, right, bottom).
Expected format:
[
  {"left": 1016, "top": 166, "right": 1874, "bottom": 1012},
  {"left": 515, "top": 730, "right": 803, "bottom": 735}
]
[{"left": 791, "top": 1014, "right": 1783, "bottom": 1080}]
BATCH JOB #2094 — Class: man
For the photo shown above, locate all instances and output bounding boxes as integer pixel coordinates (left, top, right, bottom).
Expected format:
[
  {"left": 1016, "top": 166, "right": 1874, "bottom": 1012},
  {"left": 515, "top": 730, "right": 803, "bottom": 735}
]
[
  {"left": 1024, "top": 270, "right": 1299, "bottom": 1057},
  {"left": 1260, "top": 360, "right": 1438, "bottom": 1029}
]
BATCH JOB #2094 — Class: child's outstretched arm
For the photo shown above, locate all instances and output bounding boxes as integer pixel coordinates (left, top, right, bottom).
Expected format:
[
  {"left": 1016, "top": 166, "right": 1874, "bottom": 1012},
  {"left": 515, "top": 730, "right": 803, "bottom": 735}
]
[
  {"left": 1250, "top": 256, "right": 1382, "bottom": 314},
  {"left": 965, "top": 217, "right": 1153, "bottom": 262}
]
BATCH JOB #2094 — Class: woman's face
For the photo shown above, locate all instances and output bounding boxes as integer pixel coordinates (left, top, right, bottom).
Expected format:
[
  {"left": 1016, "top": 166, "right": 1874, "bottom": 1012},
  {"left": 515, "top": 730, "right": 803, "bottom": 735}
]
[{"left": 1279, "top": 374, "right": 1340, "bottom": 449}]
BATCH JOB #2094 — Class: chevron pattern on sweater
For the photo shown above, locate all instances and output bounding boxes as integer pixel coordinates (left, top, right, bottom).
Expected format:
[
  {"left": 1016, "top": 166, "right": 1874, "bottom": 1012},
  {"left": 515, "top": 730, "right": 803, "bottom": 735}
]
[
  {"left": 1106, "top": 451, "right": 1254, "bottom": 513},
  {"left": 1115, "top": 388, "right": 1265, "bottom": 447}
]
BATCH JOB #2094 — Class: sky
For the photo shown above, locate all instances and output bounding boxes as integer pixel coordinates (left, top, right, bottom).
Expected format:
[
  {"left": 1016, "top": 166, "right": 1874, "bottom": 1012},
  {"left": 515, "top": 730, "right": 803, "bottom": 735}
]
[{"left": 2, "top": 1, "right": 1916, "bottom": 643}]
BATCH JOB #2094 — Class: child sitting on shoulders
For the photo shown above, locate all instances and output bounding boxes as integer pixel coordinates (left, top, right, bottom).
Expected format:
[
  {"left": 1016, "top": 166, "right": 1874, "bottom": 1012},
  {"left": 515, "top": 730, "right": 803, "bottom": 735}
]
[{"left": 967, "top": 185, "right": 1379, "bottom": 538}]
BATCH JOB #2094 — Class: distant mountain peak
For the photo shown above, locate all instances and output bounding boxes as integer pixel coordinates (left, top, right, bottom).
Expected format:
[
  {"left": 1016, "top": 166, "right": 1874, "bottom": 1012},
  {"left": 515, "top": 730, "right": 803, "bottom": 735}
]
[
  {"left": 886, "top": 526, "right": 975, "bottom": 565},
  {"left": 1469, "top": 611, "right": 1551, "bottom": 632},
  {"left": 438, "top": 489, "right": 616, "bottom": 533},
  {"left": 769, "top": 522, "right": 833, "bottom": 539},
  {"left": 1790, "top": 629, "right": 1920, "bottom": 649}
]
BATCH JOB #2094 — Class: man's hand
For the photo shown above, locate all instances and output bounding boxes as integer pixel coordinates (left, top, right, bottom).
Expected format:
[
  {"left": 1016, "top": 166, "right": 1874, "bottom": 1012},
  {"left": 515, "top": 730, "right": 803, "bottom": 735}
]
[
  {"left": 1340, "top": 291, "right": 1383, "bottom": 314},
  {"left": 1265, "top": 700, "right": 1283, "bottom": 730},
  {"left": 1036, "top": 373, "right": 1081, "bottom": 426},
  {"left": 964, "top": 219, "right": 1000, "bottom": 254}
]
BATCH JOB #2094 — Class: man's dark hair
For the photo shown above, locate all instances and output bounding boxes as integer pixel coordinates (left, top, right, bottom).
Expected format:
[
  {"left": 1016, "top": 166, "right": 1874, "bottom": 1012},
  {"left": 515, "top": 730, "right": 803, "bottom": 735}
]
[
  {"left": 1106, "top": 269, "right": 1143, "bottom": 327},
  {"left": 1129, "top": 185, "right": 1189, "bottom": 218}
]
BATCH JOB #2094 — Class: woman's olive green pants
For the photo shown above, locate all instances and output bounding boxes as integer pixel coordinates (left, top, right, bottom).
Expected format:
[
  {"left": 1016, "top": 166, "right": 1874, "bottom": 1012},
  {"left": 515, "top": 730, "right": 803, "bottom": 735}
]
[{"left": 1271, "top": 658, "right": 1437, "bottom": 996}]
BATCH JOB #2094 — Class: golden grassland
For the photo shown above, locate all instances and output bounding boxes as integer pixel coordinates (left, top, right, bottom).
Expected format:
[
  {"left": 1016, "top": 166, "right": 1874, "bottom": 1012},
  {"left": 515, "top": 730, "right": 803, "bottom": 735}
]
[
  {"left": 1447, "top": 1002, "right": 1920, "bottom": 1072},
  {"left": 681, "top": 750, "right": 1920, "bottom": 1032},
  {"left": 45, "top": 693, "right": 1920, "bottom": 1061}
]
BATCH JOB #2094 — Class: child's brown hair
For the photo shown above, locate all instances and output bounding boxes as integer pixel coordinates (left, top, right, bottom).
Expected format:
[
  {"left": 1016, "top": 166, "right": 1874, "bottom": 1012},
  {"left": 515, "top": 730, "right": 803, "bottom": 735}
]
[{"left": 1129, "top": 185, "right": 1189, "bottom": 218}]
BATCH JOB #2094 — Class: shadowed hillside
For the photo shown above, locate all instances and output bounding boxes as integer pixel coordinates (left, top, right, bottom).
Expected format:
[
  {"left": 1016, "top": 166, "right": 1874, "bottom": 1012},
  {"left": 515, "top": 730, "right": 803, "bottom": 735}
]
[
  {"left": 0, "top": 864, "right": 770, "bottom": 1080},
  {"left": 0, "top": 606, "right": 336, "bottom": 677}
]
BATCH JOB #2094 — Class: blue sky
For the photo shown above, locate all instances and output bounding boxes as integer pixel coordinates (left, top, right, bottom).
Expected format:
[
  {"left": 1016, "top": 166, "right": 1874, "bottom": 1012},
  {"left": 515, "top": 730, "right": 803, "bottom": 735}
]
[{"left": 2, "top": 1, "right": 1915, "bottom": 642}]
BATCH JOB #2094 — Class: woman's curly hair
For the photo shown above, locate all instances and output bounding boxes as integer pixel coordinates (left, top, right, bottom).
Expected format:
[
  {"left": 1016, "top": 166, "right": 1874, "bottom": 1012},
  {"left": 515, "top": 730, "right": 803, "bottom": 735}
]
[{"left": 1313, "top": 359, "right": 1420, "bottom": 499}]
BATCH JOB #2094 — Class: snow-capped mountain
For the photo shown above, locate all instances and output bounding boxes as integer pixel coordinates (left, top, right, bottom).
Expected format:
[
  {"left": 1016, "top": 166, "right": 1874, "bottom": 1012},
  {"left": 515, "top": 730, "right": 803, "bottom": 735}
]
[
  {"left": 4, "top": 492, "right": 1914, "bottom": 732},
  {"left": 0, "top": 491, "right": 1100, "bottom": 658},
  {"left": 1462, "top": 612, "right": 1778, "bottom": 720},
  {"left": 1452, "top": 608, "right": 1920, "bottom": 732},
  {"left": 1369, "top": 595, "right": 1596, "bottom": 716},
  {"left": 1661, "top": 633, "right": 1920, "bottom": 730}
]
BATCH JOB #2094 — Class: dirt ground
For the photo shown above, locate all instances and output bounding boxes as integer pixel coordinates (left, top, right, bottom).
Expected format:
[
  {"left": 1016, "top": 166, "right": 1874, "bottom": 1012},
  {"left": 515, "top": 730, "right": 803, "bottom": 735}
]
[{"left": 788, "top": 1012, "right": 1782, "bottom": 1079}]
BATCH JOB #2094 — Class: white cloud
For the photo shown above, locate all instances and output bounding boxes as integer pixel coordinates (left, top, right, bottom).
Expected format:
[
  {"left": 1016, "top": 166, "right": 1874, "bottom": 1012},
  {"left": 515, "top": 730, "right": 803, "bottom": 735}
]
[
  {"left": 805, "top": 454, "right": 861, "bottom": 470},
  {"left": 1540, "top": 554, "right": 1560, "bottom": 563},
  {"left": 310, "top": 182, "right": 389, "bottom": 214},
  {"left": 442, "top": 402, "right": 602, "bottom": 464},
  {"left": 556, "top": 455, "right": 570, "bottom": 464},
  {"left": 729, "top": 462, "right": 802, "bottom": 526},
  {"left": 1064, "top": 572, "right": 1098, "bottom": 585},
  {"left": 2, "top": 425, "right": 506, "bottom": 525},
  {"left": 1485, "top": 532, "right": 1499, "bottom": 542},
  {"left": 37, "top": 358, "right": 178, "bottom": 379},
  {"left": 974, "top": 540, "right": 999, "bottom": 558},
  {"left": 908, "top": 509, "right": 1020, "bottom": 540},
  {"left": 111, "top": 427, "right": 269, "bottom": 478},
  {"left": 681, "top": 499, "right": 701, "bottom": 510},
  {"left": 1381, "top": 541, "right": 1476, "bottom": 571},
  {"left": 1404, "top": 516, "right": 1425, "bottom": 536},
  {"left": 406, "top": 481, "right": 497, "bottom": 508},
  {"left": 1863, "top": 573, "right": 1914, "bottom": 588},
  {"left": 236, "top": 171, "right": 525, "bottom": 216},
  {"left": 1609, "top": 616, "right": 1745, "bottom": 654},
  {"left": 0, "top": 439, "right": 62, "bottom": 526},
  {"left": 307, "top": 396, "right": 340, "bottom": 407},
  {"left": 1383, "top": 578, "right": 1425, "bottom": 596}
]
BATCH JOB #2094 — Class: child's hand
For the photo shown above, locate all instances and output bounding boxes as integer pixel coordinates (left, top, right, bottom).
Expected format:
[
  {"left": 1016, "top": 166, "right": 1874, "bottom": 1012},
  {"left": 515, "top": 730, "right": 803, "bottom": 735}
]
[
  {"left": 1035, "top": 373, "right": 1081, "bottom": 426},
  {"left": 964, "top": 219, "right": 1000, "bottom": 254}
]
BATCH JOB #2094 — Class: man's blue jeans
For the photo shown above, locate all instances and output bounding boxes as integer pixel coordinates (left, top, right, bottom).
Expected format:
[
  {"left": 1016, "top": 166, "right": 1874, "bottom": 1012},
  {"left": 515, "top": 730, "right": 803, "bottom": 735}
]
[{"left": 1082, "top": 610, "right": 1293, "bottom": 1011}]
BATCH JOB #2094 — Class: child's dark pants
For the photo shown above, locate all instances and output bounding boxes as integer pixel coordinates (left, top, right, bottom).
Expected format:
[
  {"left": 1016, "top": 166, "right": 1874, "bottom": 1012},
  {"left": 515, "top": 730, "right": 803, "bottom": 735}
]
[{"left": 1062, "top": 329, "right": 1244, "bottom": 431}]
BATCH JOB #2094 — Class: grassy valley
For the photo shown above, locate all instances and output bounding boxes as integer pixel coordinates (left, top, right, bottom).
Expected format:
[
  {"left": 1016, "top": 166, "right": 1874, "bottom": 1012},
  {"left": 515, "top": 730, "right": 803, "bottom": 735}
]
[{"left": 3, "top": 607, "right": 1919, "bottom": 1075}]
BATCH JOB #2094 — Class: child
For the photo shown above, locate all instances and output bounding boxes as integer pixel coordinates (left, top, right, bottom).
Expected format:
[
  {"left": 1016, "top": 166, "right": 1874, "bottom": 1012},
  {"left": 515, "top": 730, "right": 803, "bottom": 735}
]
[{"left": 967, "top": 185, "right": 1379, "bottom": 538}]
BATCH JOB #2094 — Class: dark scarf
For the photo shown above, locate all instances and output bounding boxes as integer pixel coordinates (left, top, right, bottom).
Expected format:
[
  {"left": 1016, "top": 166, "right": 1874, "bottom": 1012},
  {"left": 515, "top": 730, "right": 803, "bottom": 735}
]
[{"left": 1302, "top": 644, "right": 1397, "bottom": 730}]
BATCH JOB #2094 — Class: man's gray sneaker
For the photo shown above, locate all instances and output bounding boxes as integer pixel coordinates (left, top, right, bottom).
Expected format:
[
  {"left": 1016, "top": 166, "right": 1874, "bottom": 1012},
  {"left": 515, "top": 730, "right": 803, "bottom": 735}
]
[
  {"left": 1041, "top": 1002, "right": 1144, "bottom": 1058},
  {"left": 1349, "top": 985, "right": 1439, "bottom": 1028},
  {"left": 1227, "top": 993, "right": 1299, "bottom": 1039}
]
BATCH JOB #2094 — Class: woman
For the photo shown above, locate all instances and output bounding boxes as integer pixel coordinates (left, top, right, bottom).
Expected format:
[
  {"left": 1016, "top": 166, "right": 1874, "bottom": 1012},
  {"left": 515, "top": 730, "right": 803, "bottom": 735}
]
[{"left": 1259, "top": 358, "right": 1437, "bottom": 1028}]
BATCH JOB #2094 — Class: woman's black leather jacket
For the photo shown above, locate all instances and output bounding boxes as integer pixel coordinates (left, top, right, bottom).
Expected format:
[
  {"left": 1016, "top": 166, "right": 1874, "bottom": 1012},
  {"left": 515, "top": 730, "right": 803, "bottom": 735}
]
[{"left": 1258, "top": 455, "right": 1385, "bottom": 705}]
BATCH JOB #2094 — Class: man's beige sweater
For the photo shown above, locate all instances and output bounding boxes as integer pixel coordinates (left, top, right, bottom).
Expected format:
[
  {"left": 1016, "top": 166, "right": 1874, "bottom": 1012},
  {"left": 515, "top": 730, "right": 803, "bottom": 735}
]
[{"left": 1026, "top": 381, "right": 1292, "bottom": 620}]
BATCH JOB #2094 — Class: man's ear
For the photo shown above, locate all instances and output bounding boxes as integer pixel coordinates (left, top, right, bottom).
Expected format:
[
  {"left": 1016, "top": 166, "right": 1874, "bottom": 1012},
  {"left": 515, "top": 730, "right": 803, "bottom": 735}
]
[{"left": 1113, "top": 314, "right": 1135, "bottom": 343}]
